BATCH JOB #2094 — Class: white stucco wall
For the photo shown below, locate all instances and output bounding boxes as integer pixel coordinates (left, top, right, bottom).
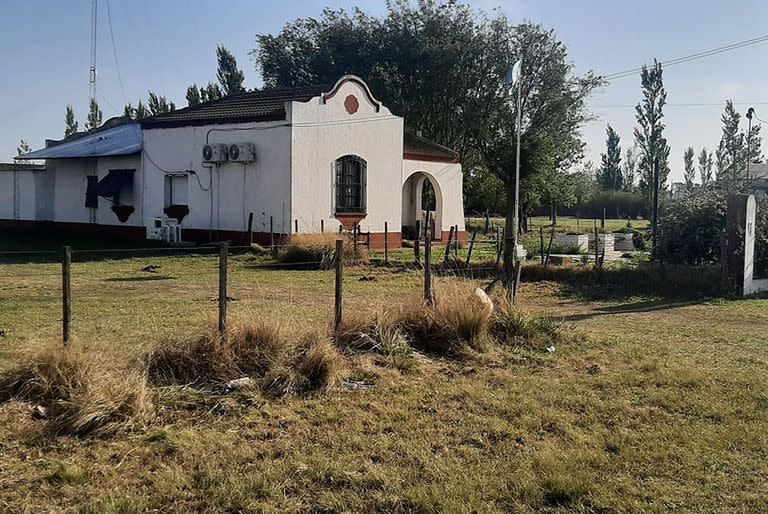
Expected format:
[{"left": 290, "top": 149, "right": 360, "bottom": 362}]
[
  {"left": 0, "top": 168, "right": 44, "bottom": 221},
  {"left": 402, "top": 159, "right": 465, "bottom": 233},
  {"left": 289, "top": 79, "right": 404, "bottom": 234},
  {"left": 141, "top": 123, "right": 293, "bottom": 236},
  {"left": 44, "top": 155, "right": 142, "bottom": 226}
]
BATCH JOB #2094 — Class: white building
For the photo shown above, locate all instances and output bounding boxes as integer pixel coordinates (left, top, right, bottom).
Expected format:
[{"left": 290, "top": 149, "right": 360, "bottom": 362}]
[{"left": 4, "top": 76, "right": 465, "bottom": 247}]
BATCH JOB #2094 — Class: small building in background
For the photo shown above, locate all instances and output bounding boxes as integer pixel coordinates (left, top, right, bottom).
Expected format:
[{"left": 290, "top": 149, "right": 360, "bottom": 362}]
[{"left": 5, "top": 76, "right": 465, "bottom": 248}]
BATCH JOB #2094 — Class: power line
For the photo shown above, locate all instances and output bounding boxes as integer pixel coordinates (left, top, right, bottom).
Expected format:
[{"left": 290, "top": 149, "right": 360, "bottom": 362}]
[
  {"left": 593, "top": 101, "right": 768, "bottom": 109},
  {"left": 105, "top": 0, "right": 127, "bottom": 107},
  {"left": 602, "top": 34, "right": 768, "bottom": 80}
]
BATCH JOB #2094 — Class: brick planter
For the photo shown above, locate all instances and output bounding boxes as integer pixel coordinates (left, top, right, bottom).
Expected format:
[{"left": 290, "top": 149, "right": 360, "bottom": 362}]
[
  {"left": 612, "top": 232, "right": 635, "bottom": 251},
  {"left": 588, "top": 233, "right": 614, "bottom": 253},
  {"left": 553, "top": 234, "right": 589, "bottom": 252}
]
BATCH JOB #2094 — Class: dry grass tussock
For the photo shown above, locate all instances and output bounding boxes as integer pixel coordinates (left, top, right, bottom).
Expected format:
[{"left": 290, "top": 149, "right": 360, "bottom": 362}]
[
  {"left": 277, "top": 233, "right": 369, "bottom": 268},
  {"left": 338, "top": 282, "right": 565, "bottom": 357},
  {"left": 0, "top": 344, "right": 152, "bottom": 437},
  {"left": 145, "top": 317, "right": 344, "bottom": 395}
]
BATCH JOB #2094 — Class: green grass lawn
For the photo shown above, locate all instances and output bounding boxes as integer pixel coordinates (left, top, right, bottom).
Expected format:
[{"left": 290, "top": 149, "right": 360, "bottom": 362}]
[
  {"left": 1, "top": 251, "right": 767, "bottom": 512},
  {"left": 467, "top": 216, "right": 650, "bottom": 235}
]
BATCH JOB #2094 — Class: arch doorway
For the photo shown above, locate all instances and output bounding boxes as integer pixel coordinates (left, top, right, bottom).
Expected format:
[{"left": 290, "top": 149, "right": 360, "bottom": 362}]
[{"left": 402, "top": 171, "right": 442, "bottom": 240}]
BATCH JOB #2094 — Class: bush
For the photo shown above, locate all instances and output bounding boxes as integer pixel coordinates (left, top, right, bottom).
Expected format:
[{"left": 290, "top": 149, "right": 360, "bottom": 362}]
[
  {"left": 0, "top": 345, "right": 153, "bottom": 437},
  {"left": 146, "top": 319, "right": 343, "bottom": 395},
  {"left": 337, "top": 283, "right": 567, "bottom": 356},
  {"left": 277, "top": 233, "right": 368, "bottom": 268},
  {"left": 657, "top": 189, "right": 727, "bottom": 265}
]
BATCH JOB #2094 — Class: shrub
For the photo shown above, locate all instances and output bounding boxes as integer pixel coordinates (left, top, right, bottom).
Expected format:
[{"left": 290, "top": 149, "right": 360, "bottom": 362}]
[
  {"left": 0, "top": 345, "right": 152, "bottom": 437},
  {"left": 491, "top": 309, "right": 566, "bottom": 350},
  {"left": 146, "top": 319, "right": 343, "bottom": 395},
  {"left": 658, "top": 189, "right": 727, "bottom": 265},
  {"left": 277, "top": 233, "right": 368, "bottom": 268}
]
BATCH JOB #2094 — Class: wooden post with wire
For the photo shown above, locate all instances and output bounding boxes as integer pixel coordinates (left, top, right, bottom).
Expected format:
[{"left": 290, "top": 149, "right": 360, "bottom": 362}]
[
  {"left": 424, "top": 218, "right": 434, "bottom": 305},
  {"left": 218, "top": 243, "right": 228, "bottom": 339},
  {"left": 465, "top": 231, "right": 477, "bottom": 267},
  {"left": 334, "top": 239, "right": 344, "bottom": 331},
  {"left": 62, "top": 246, "right": 72, "bottom": 345},
  {"left": 384, "top": 221, "right": 389, "bottom": 265},
  {"left": 454, "top": 225, "right": 460, "bottom": 256},
  {"left": 414, "top": 220, "right": 421, "bottom": 266},
  {"left": 269, "top": 216, "right": 275, "bottom": 258},
  {"left": 445, "top": 226, "right": 455, "bottom": 262},
  {"left": 247, "top": 212, "right": 254, "bottom": 246}
]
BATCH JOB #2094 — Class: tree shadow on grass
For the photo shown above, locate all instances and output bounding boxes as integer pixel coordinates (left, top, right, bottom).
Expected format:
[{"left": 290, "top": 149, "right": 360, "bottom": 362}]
[
  {"left": 561, "top": 298, "right": 706, "bottom": 322},
  {"left": 104, "top": 275, "right": 176, "bottom": 282}
]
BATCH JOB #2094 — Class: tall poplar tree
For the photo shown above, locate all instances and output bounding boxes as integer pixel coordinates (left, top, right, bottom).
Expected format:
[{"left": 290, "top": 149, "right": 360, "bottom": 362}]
[
  {"left": 597, "top": 124, "right": 622, "bottom": 190},
  {"left": 85, "top": 98, "right": 102, "bottom": 131},
  {"left": 64, "top": 105, "right": 79, "bottom": 137},
  {"left": 634, "top": 60, "right": 670, "bottom": 212},
  {"left": 216, "top": 45, "right": 245, "bottom": 95},
  {"left": 698, "top": 148, "right": 713, "bottom": 185},
  {"left": 683, "top": 147, "right": 695, "bottom": 190}
]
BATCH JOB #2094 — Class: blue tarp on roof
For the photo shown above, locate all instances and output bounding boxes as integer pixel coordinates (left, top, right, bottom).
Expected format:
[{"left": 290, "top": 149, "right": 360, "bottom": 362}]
[{"left": 18, "top": 123, "right": 142, "bottom": 159}]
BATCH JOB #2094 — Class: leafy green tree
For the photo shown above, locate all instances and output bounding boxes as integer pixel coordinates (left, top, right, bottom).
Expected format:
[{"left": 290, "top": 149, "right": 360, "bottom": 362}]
[
  {"left": 464, "top": 167, "right": 505, "bottom": 216},
  {"left": 634, "top": 60, "right": 670, "bottom": 212},
  {"left": 622, "top": 145, "right": 638, "bottom": 192},
  {"left": 683, "top": 146, "right": 695, "bottom": 190},
  {"left": 571, "top": 163, "right": 597, "bottom": 220},
  {"left": 186, "top": 84, "right": 202, "bottom": 106},
  {"left": 85, "top": 98, "right": 102, "bottom": 131},
  {"left": 718, "top": 100, "right": 744, "bottom": 186},
  {"left": 135, "top": 100, "right": 148, "bottom": 119},
  {"left": 201, "top": 82, "right": 223, "bottom": 102},
  {"left": 147, "top": 92, "right": 176, "bottom": 115},
  {"left": 16, "top": 139, "right": 31, "bottom": 163},
  {"left": 64, "top": 105, "right": 79, "bottom": 137},
  {"left": 698, "top": 148, "right": 713, "bottom": 185},
  {"left": 123, "top": 103, "right": 135, "bottom": 119},
  {"left": 216, "top": 45, "right": 245, "bottom": 95},
  {"left": 717, "top": 100, "right": 763, "bottom": 188},
  {"left": 597, "top": 124, "right": 622, "bottom": 190},
  {"left": 253, "top": 3, "right": 601, "bottom": 288}
]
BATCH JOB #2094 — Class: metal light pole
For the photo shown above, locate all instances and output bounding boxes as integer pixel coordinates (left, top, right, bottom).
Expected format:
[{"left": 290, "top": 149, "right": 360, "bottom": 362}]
[{"left": 746, "top": 107, "right": 754, "bottom": 191}]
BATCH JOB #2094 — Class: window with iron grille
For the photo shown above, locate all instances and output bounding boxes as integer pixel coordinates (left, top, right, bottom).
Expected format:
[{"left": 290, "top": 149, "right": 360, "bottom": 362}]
[{"left": 334, "top": 155, "right": 366, "bottom": 214}]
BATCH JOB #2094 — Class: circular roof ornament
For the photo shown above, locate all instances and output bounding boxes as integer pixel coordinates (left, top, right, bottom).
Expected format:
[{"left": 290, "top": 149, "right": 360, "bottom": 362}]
[{"left": 344, "top": 95, "right": 360, "bottom": 115}]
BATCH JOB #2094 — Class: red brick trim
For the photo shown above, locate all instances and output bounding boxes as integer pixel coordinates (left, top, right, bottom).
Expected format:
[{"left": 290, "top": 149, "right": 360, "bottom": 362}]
[{"left": 403, "top": 152, "right": 461, "bottom": 164}]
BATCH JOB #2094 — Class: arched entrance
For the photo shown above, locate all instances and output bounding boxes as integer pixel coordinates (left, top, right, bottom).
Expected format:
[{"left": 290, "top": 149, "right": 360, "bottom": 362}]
[{"left": 402, "top": 171, "right": 442, "bottom": 240}]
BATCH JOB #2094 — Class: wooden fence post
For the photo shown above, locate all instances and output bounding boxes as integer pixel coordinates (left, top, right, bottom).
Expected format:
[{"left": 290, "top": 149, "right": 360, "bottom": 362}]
[
  {"left": 414, "top": 220, "right": 421, "bottom": 266},
  {"left": 384, "top": 221, "right": 389, "bottom": 265},
  {"left": 544, "top": 225, "right": 556, "bottom": 268},
  {"left": 270, "top": 216, "right": 275, "bottom": 257},
  {"left": 465, "top": 231, "right": 477, "bottom": 267},
  {"left": 424, "top": 220, "right": 434, "bottom": 305},
  {"left": 247, "top": 212, "right": 254, "bottom": 246},
  {"left": 445, "top": 226, "right": 455, "bottom": 262},
  {"left": 539, "top": 227, "right": 545, "bottom": 266},
  {"left": 334, "top": 239, "right": 343, "bottom": 330},
  {"left": 218, "top": 243, "right": 228, "bottom": 339},
  {"left": 454, "top": 225, "right": 460, "bottom": 256},
  {"left": 62, "top": 246, "right": 72, "bottom": 345},
  {"left": 484, "top": 213, "right": 490, "bottom": 234}
]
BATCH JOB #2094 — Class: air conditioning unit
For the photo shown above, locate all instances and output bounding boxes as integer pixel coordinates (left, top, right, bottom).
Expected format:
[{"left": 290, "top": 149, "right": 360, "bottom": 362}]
[
  {"left": 202, "top": 143, "right": 229, "bottom": 163},
  {"left": 228, "top": 143, "right": 256, "bottom": 163},
  {"left": 146, "top": 217, "right": 183, "bottom": 243}
]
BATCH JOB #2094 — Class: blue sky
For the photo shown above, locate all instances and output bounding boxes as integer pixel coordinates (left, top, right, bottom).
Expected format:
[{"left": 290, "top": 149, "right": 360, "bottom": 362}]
[{"left": 2, "top": 0, "right": 767, "bottom": 183}]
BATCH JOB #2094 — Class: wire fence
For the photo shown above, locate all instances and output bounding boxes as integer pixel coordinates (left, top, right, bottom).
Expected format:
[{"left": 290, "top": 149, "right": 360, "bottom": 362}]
[{"left": 0, "top": 235, "right": 507, "bottom": 347}]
